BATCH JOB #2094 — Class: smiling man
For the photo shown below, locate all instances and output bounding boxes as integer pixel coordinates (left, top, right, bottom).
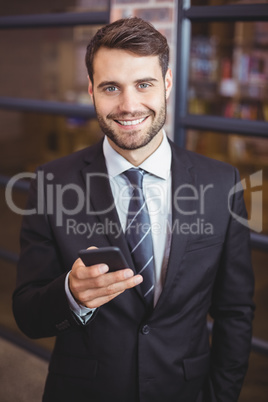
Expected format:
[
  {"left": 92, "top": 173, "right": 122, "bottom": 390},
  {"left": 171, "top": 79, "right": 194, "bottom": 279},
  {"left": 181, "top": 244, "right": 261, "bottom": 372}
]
[
  {"left": 13, "top": 18, "right": 254, "bottom": 402},
  {"left": 88, "top": 47, "right": 171, "bottom": 163}
]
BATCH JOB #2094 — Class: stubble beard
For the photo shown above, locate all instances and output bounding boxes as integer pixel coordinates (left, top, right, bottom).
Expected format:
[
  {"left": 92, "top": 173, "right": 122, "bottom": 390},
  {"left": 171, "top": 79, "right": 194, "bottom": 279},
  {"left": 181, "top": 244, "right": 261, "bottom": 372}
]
[{"left": 94, "top": 98, "right": 167, "bottom": 151}]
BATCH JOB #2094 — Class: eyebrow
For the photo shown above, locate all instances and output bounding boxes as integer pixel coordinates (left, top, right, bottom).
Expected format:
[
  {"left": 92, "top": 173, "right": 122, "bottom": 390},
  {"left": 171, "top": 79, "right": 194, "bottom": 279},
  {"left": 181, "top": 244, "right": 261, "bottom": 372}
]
[{"left": 97, "top": 77, "right": 159, "bottom": 90}]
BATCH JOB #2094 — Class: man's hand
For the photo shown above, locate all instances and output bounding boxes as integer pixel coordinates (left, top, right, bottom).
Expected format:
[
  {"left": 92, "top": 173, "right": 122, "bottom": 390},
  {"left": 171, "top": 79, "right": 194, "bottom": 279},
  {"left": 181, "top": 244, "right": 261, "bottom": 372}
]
[{"left": 69, "top": 247, "right": 143, "bottom": 309}]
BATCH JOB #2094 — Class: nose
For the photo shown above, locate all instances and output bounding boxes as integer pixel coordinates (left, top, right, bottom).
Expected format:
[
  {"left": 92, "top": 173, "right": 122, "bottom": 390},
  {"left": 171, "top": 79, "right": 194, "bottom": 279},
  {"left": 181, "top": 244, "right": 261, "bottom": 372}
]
[{"left": 118, "top": 88, "right": 140, "bottom": 115}]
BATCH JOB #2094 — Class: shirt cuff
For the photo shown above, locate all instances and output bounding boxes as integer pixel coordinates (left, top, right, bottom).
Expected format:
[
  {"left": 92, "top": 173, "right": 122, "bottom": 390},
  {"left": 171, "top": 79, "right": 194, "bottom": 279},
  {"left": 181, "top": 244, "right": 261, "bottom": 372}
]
[{"left": 65, "top": 271, "right": 96, "bottom": 324}]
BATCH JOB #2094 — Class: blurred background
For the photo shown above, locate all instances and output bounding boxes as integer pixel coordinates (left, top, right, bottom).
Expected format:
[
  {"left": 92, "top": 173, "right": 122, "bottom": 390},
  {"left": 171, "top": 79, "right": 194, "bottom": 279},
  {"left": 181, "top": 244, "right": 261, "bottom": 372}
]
[{"left": 0, "top": 0, "right": 267, "bottom": 401}]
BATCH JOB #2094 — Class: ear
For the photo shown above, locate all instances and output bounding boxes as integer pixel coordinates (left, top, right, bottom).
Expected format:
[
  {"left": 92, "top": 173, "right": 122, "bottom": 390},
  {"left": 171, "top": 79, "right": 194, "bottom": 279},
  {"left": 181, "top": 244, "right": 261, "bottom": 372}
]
[
  {"left": 165, "top": 68, "right": 173, "bottom": 100},
  {"left": 88, "top": 76, "right": 94, "bottom": 101}
]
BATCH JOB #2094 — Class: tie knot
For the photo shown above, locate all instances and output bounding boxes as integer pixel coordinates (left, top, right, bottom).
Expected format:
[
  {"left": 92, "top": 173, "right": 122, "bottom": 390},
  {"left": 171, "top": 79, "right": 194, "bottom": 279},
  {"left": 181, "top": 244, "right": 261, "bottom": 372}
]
[{"left": 124, "top": 168, "right": 145, "bottom": 189}]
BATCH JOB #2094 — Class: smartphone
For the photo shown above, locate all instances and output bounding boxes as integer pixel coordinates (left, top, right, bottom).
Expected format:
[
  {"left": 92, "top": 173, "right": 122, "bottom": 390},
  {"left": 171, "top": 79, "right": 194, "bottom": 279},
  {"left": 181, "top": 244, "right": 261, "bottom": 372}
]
[{"left": 78, "top": 247, "right": 129, "bottom": 272}]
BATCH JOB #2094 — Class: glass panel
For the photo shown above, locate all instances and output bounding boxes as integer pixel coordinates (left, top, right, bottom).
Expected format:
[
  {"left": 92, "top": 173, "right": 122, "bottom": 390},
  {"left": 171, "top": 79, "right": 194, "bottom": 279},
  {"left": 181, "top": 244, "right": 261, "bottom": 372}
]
[
  {"left": 0, "top": 0, "right": 109, "bottom": 16},
  {"left": 186, "top": 130, "right": 268, "bottom": 234},
  {"left": 188, "top": 21, "right": 268, "bottom": 121},
  {"left": 0, "top": 110, "right": 103, "bottom": 175},
  {"left": 192, "top": 0, "right": 268, "bottom": 5},
  {"left": 0, "top": 0, "right": 109, "bottom": 357},
  {"left": 0, "top": 25, "right": 102, "bottom": 102},
  {"left": 0, "top": 108, "right": 102, "bottom": 349}
]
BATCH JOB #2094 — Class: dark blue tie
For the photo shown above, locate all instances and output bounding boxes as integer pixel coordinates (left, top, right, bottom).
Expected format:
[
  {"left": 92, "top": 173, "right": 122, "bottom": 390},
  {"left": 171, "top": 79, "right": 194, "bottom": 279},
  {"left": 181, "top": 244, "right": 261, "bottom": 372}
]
[{"left": 124, "top": 168, "right": 155, "bottom": 306}]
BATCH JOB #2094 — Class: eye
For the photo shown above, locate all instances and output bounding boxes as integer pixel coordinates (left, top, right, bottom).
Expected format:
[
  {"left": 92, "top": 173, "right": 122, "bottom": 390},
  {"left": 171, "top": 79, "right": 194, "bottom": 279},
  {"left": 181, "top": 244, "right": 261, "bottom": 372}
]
[
  {"left": 105, "top": 86, "right": 118, "bottom": 93},
  {"left": 138, "top": 83, "right": 150, "bottom": 89}
]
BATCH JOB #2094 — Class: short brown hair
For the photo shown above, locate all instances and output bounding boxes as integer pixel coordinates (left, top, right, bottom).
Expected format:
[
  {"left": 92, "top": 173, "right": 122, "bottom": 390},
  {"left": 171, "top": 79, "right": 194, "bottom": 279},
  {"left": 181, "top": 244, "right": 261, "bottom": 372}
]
[{"left": 85, "top": 17, "right": 169, "bottom": 83}]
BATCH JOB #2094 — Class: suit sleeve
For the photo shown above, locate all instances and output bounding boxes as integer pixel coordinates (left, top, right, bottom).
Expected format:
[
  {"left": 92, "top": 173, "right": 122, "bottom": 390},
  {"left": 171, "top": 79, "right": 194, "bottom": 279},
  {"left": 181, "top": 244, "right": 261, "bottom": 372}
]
[
  {"left": 12, "top": 170, "right": 83, "bottom": 339},
  {"left": 205, "top": 167, "right": 255, "bottom": 401}
]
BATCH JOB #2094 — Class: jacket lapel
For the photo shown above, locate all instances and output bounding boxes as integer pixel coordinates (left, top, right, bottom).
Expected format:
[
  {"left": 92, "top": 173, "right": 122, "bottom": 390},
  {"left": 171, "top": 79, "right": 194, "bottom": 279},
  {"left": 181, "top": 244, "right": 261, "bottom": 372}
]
[{"left": 155, "top": 143, "right": 197, "bottom": 309}]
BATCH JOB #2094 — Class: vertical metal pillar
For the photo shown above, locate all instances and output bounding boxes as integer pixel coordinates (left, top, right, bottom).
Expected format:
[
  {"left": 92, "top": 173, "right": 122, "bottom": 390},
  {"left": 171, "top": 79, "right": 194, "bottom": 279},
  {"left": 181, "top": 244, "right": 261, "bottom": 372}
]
[{"left": 173, "top": 0, "right": 191, "bottom": 148}]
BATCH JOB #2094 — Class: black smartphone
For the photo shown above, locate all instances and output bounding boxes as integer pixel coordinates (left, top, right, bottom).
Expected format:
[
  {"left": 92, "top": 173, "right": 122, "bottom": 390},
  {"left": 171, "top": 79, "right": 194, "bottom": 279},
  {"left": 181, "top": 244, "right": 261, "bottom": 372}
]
[{"left": 78, "top": 247, "right": 129, "bottom": 272}]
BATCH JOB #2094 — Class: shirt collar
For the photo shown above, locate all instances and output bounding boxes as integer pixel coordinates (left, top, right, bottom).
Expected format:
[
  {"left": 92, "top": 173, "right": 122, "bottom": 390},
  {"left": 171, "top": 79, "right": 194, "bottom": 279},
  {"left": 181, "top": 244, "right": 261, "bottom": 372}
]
[{"left": 103, "top": 130, "right": 171, "bottom": 180}]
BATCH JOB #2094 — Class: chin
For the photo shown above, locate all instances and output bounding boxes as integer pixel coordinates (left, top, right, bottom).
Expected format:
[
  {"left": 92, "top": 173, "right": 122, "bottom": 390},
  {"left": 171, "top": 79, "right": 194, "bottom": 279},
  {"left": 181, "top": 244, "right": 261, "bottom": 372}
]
[{"left": 113, "top": 134, "right": 153, "bottom": 151}]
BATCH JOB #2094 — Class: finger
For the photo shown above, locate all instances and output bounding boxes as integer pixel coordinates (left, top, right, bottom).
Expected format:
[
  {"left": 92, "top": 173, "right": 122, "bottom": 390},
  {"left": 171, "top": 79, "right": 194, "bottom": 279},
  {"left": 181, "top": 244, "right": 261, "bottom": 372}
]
[
  {"left": 76, "top": 267, "right": 135, "bottom": 291},
  {"left": 105, "top": 273, "right": 143, "bottom": 294},
  {"left": 69, "top": 264, "right": 108, "bottom": 296},
  {"left": 79, "top": 262, "right": 109, "bottom": 279},
  {"left": 84, "top": 291, "right": 124, "bottom": 309},
  {"left": 77, "top": 274, "right": 143, "bottom": 306},
  {"left": 72, "top": 258, "right": 109, "bottom": 280}
]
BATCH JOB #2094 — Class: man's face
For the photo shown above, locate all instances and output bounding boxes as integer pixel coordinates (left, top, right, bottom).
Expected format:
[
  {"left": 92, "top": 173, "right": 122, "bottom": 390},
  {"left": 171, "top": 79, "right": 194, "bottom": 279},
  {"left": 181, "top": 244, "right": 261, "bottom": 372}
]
[{"left": 88, "top": 47, "right": 172, "bottom": 153}]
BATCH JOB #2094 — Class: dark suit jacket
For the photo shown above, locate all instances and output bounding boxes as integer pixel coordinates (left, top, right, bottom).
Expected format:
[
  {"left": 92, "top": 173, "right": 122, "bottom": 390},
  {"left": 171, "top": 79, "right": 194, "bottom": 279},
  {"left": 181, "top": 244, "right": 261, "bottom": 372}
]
[{"left": 13, "top": 139, "right": 254, "bottom": 402}]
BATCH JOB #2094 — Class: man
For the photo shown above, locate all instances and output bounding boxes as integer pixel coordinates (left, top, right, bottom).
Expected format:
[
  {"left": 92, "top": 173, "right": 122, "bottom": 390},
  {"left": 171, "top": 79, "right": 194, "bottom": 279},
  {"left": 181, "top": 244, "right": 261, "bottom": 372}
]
[{"left": 13, "top": 17, "right": 254, "bottom": 402}]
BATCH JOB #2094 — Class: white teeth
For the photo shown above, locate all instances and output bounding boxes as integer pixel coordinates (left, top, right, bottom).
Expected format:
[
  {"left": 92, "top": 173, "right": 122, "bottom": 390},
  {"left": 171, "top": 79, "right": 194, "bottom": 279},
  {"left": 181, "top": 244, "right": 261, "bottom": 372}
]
[{"left": 117, "top": 117, "right": 146, "bottom": 126}]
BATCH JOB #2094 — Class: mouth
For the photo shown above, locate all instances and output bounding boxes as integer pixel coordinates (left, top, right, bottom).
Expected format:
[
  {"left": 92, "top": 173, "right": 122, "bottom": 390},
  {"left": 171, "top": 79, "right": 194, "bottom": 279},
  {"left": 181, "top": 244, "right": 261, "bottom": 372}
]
[{"left": 114, "top": 116, "right": 148, "bottom": 127}]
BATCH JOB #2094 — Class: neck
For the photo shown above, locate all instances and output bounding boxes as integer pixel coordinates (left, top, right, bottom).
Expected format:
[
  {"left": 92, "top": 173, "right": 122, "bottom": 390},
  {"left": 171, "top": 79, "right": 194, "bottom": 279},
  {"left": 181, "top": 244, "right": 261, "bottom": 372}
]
[{"left": 107, "top": 130, "right": 164, "bottom": 166}]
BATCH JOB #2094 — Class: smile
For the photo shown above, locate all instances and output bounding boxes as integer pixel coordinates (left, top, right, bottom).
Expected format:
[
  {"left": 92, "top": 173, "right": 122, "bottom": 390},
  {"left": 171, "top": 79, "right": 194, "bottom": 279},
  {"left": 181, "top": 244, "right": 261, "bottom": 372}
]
[{"left": 115, "top": 117, "right": 147, "bottom": 126}]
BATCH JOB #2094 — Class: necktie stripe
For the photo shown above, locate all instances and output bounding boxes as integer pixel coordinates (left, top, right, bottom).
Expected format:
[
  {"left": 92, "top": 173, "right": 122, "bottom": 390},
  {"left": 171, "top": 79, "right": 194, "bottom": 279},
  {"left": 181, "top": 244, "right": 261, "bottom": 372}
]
[
  {"left": 144, "top": 284, "right": 154, "bottom": 298},
  {"left": 125, "top": 201, "right": 146, "bottom": 232},
  {"left": 138, "top": 255, "right": 154, "bottom": 274},
  {"left": 130, "top": 227, "right": 151, "bottom": 254}
]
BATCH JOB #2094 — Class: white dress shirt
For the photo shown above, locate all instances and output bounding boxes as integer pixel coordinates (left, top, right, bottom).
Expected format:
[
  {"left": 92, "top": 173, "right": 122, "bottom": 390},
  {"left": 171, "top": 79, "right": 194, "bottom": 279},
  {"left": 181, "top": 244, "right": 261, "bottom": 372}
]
[{"left": 66, "top": 131, "right": 172, "bottom": 320}]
